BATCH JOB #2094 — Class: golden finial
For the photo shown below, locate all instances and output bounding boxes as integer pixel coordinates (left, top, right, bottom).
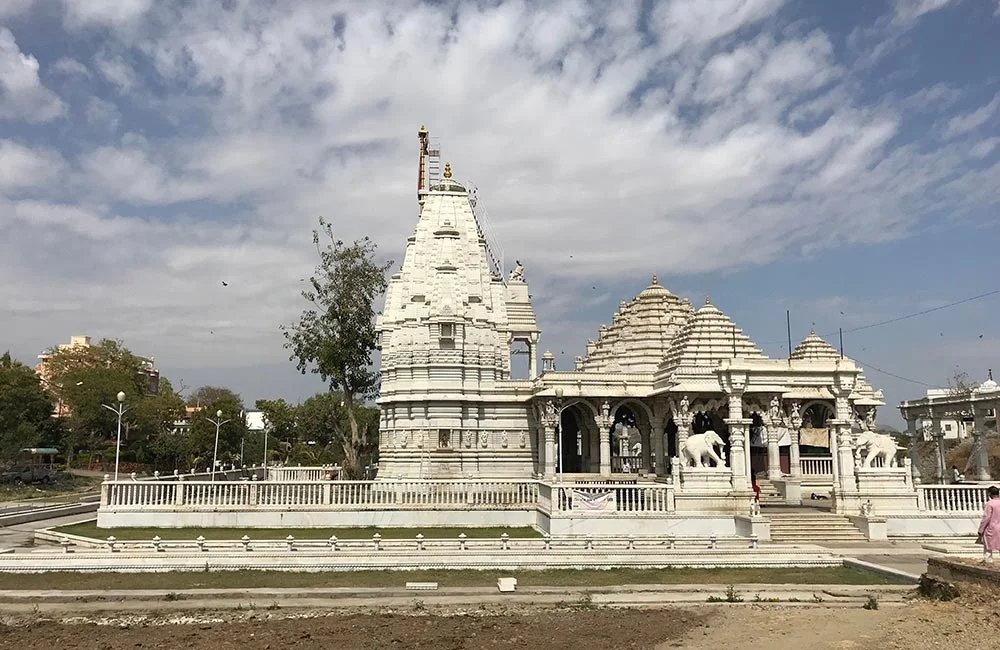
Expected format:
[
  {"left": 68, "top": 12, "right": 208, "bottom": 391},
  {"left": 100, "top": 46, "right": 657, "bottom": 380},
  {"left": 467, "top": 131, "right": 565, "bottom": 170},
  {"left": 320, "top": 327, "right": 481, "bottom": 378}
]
[
  {"left": 652, "top": 274, "right": 658, "bottom": 285},
  {"left": 705, "top": 297, "right": 711, "bottom": 305},
  {"left": 443, "top": 162, "right": 452, "bottom": 178},
  {"left": 418, "top": 125, "right": 428, "bottom": 134}
]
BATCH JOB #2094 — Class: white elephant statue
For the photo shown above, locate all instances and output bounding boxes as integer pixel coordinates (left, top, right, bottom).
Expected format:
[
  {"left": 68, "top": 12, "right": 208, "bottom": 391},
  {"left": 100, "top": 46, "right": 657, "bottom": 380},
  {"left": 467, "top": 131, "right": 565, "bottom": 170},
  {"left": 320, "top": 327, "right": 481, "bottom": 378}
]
[
  {"left": 680, "top": 430, "right": 727, "bottom": 468},
  {"left": 855, "top": 431, "right": 899, "bottom": 468}
]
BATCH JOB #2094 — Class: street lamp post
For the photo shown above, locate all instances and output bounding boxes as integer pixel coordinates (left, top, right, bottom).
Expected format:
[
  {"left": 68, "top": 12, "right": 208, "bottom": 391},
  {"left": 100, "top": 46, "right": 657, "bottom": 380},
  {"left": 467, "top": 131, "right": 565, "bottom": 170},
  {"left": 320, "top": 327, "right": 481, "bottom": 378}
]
[
  {"left": 554, "top": 388, "right": 565, "bottom": 482},
  {"left": 101, "top": 391, "right": 129, "bottom": 481},
  {"left": 205, "top": 409, "right": 232, "bottom": 482}
]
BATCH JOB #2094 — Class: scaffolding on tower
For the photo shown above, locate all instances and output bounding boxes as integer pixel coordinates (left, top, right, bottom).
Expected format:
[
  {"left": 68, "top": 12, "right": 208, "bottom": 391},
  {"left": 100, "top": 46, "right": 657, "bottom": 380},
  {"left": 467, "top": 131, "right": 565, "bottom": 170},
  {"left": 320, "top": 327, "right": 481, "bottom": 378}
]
[{"left": 467, "top": 182, "right": 506, "bottom": 284}]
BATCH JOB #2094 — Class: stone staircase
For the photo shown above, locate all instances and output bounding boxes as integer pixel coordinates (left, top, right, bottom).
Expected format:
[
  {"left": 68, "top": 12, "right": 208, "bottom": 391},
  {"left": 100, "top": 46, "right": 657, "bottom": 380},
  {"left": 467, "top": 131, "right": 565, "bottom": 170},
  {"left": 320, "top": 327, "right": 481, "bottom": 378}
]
[
  {"left": 754, "top": 478, "right": 786, "bottom": 506},
  {"left": 766, "top": 507, "right": 868, "bottom": 544}
]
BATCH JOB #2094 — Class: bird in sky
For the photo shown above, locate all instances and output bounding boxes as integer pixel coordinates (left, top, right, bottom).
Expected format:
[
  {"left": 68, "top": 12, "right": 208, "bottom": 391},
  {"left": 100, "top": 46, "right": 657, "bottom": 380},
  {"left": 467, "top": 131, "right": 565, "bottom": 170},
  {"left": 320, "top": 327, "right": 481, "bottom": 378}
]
[{"left": 221, "top": 281, "right": 228, "bottom": 287}]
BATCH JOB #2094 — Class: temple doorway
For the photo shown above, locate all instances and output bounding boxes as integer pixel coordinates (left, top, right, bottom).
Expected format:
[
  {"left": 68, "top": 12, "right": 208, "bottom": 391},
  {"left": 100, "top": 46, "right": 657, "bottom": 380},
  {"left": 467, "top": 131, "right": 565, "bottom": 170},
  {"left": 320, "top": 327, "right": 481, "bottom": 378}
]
[
  {"left": 558, "top": 408, "right": 585, "bottom": 474},
  {"left": 611, "top": 406, "right": 643, "bottom": 473}
]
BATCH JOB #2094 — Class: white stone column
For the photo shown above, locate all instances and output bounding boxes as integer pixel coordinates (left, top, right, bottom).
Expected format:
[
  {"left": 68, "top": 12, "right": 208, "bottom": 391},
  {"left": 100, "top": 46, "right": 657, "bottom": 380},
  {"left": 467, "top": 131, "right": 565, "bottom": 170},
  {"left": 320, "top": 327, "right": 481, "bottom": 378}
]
[
  {"left": 830, "top": 392, "right": 859, "bottom": 514},
  {"left": 766, "top": 426, "right": 782, "bottom": 481},
  {"left": 726, "top": 394, "right": 750, "bottom": 491},
  {"left": 597, "top": 417, "right": 611, "bottom": 478},
  {"left": 528, "top": 337, "right": 538, "bottom": 379},
  {"left": 974, "top": 431, "right": 991, "bottom": 482},
  {"left": 650, "top": 409, "right": 666, "bottom": 477},
  {"left": 543, "top": 424, "right": 556, "bottom": 479},
  {"left": 789, "top": 428, "right": 801, "bottom": 479}
]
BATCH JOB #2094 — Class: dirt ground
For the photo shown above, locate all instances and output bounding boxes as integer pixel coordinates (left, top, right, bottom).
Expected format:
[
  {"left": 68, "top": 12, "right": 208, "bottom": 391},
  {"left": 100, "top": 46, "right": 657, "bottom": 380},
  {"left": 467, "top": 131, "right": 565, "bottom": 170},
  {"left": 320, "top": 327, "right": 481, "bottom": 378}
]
[{"left": 0, "top": 586, "right": 997, "bottom": 650}]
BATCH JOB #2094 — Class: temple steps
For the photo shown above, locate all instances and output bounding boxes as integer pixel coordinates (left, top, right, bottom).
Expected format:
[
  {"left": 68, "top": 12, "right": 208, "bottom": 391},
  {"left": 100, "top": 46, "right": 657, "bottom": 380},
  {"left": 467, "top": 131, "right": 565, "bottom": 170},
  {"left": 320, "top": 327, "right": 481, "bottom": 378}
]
[
  {"left": 754, "top": 479, "right": 786, "bottom": 506},
  {"left": 766, "top": 509, "right": 868, "bottom": 544}
]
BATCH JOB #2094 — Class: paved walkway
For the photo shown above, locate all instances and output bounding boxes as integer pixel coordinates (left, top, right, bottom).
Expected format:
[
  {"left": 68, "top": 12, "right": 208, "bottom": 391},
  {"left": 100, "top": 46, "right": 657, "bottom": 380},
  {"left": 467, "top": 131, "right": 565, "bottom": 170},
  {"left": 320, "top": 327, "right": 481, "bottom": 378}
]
[{"left": 0, "top": 513, "right": 95, "bottom": 549}]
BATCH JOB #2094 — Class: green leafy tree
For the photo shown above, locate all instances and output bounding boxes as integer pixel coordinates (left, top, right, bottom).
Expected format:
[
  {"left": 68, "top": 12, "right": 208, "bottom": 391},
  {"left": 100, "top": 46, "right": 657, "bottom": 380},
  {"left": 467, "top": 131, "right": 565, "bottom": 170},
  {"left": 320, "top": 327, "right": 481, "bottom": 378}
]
[
  {"left": 0, "top": 352, "right": 57, "bottom": 465},
  {"left": 187, "top": 387, "right": 247, "bottom": 470},
  {"left": 188, "top": 386, "right": 241, "bottom": 408},
  {"left": 255, "top": 398, "right": 298, "bottom": 463},
  {"left": 132, "top": 378, "right": 187, "bottom": 469},
  {"left": 282, "top": 217, "right": 392, "bottom": 478}
]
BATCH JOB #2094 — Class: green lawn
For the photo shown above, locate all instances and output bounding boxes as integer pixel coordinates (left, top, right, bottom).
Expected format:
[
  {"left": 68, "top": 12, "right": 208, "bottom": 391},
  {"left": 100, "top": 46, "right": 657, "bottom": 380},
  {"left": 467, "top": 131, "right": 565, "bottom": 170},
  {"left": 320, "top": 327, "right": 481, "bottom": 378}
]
[
  {"left": 52, "top": 521, "right": 542, "bottom": 541},
  {"left": 0, "top": 566, "right": 903, "bottom": 591}
]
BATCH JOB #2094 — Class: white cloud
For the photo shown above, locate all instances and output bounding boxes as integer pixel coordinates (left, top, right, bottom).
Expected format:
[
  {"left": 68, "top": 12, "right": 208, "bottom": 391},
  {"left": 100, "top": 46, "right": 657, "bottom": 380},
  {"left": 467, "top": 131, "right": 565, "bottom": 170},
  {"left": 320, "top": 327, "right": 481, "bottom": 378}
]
[
  {"left": 0, "top": 0, "right": 37, "bottom": 20},
  {"left": 970, "top": 137, "right": 999, "bottom": 159},
  {"left": 0, "top": 28, "right": 66, "bottom": 123},
  {"left": 61, "top": 0, "right": 154, "bottom": 29},
  {"left": 0, "top": 140, "right": 67, "bottom": 194},
  {"left": 51, "top": 57, "right": 91, "bottom": 77},
  {"left": 84, "top": 96, "right": 121, "bottom": 131},
  {"left": 1, "top": 1, "right": 998, "bottom": 410},
  {"left": 892, "top": 0, "right": 959, "bottom": 24},
  {"left": 94, "top": 52, "right": 139, "bottom": 92},
  {"left": 943, "top": 93, "right": 1000, "bottom": 138}
]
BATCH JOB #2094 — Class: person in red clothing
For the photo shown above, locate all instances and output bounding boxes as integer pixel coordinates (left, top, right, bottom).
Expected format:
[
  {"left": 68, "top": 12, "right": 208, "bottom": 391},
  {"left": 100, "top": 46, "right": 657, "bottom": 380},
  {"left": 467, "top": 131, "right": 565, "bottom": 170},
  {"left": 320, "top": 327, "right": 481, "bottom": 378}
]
[{"left": 751, "top": 475, "right": 761, "bottom": 503}]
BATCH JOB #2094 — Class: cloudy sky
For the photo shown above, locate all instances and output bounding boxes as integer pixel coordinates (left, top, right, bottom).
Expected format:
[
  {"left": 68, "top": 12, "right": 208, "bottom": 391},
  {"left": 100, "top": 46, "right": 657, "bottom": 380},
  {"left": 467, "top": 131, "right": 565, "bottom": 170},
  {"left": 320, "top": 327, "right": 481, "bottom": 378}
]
[{"left": 2, "top": 0, "right": 998, "bottom": 424}]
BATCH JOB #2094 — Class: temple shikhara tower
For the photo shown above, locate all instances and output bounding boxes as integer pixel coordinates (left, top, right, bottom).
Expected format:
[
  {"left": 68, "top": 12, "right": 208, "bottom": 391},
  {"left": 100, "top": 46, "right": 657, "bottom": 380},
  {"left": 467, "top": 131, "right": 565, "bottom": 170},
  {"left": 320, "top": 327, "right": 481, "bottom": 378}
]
[
  {"left": 375, "top": 126, "right": 894, "bottom": 518},
  {"left": 376, "top": 127, "right": 540, "bottom": 479}
]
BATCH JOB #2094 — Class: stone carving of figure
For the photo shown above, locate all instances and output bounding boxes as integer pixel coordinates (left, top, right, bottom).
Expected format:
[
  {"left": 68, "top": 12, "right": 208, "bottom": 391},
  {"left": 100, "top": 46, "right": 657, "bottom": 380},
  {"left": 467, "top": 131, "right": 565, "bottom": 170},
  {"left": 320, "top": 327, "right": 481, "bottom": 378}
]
[
  {"left": 864, "top": 408, "right": 876, "bottom": 431},
  {"left": 544, "top": 400, "right": 556, "bottom": 424},
  {"left": 479, "top": 429, "right": 488, "bottom": 448},
  {"left": 680, "top": 395, "right": 690, "bottom": 420},
  {"left": 601, "top": 400, "right": 611, "bottom": 423},
  {"left": 768, "top": 396, "right": 780, "bottom": 424},
  {"left": 501, "top": 430, "right": 509, "bottom": 448},
  {"left": 790, "top": 402, "right": 800, "bottom": 421},
  {"left": 519, "top": 431, "right": 527, "bottom": 448},
  {"left": 509, "top": 260, "right": 525, "bottom": 282},
  {"left": 401, "top": 430, "right": 410, "bottom": 448}
]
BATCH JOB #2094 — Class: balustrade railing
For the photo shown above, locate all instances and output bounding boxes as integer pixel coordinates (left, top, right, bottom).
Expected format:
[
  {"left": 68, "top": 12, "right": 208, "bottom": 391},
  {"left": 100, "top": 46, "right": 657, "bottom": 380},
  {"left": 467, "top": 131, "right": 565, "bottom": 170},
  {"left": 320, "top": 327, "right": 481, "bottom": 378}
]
[
  {"left": 918, "top": 485, "right": 991, "bottom": 513},
  {"left": 100, "top": 478, "right": 676, "bottom": 514},
  {"left": 550, "top": 483, "right": 674, "bottom": 513},
  {"left": 266, "top": 466, "right": 341, "bottom": 482},
  {"left": 102, "top": 479, "right": 541, "bottom": 511},
  {"left": 800, "top": 457, "right": 833, "bottom": 477}
]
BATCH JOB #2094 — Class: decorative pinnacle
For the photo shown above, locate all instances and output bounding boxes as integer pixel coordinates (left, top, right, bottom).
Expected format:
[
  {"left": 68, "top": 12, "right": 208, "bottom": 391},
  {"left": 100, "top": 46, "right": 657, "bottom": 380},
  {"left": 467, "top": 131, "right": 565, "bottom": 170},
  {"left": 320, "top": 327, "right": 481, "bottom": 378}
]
[
  {"left": 705, "top": 297, "right": 711, "bottom": 305},
  {"left": 443, "top": 162, "right": 452, "bottom": 178},
  {"left": 810, "top": 328, "right": 815, "bottom": 335},
  {"left": 418, "top": 125, "right": 428, "bottom": 134},
  {"left": 652, "top": 274, "right": 658, "bottom": 285}
]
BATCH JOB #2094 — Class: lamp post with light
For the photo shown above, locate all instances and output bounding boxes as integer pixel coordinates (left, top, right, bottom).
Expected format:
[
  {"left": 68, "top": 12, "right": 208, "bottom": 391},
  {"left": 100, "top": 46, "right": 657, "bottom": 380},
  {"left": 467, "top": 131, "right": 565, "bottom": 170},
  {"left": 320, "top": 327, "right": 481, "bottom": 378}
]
[
  {"left": 554, "top": 388, "right": 567, "bottom": 481},
  {"left": 205, "top": 410, "right": 232, "bottom": 482},
  {"left": 101, "top": 391, "right": 129, "bottom": 481}
]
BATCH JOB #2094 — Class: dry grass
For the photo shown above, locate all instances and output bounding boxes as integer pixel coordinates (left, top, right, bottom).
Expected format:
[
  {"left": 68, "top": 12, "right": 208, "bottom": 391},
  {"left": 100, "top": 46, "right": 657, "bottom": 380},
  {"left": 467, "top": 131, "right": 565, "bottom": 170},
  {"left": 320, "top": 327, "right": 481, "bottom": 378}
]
[{"left": 0, "top": 566, "right": 903, "bottom": 591}]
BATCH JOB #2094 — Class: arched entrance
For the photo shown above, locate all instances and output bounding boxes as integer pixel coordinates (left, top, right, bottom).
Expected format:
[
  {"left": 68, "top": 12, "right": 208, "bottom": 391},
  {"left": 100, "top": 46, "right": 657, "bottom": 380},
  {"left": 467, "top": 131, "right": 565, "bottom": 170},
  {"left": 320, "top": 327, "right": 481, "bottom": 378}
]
[{"left": 611, "top": 405, "right": 640, "bottom": 473}]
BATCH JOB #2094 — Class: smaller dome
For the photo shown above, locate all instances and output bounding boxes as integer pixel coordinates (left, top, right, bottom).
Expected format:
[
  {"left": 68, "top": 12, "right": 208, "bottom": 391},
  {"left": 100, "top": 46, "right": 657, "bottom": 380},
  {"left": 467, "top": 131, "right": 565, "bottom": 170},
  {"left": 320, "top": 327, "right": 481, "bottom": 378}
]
[
  {"left": 542, "top": 350, "right": 555, "bottom": 360},
  {"left": 790, "top": 330, "right": 840, "bottom": 361}
]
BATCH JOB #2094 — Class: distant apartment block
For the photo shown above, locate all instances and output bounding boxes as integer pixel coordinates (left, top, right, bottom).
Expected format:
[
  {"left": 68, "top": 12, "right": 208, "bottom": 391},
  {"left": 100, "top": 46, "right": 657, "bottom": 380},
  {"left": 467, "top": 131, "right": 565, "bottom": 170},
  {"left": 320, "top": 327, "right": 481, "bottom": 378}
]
[{"left": 35, "top": 335, "right": 161, "bottom": 417}]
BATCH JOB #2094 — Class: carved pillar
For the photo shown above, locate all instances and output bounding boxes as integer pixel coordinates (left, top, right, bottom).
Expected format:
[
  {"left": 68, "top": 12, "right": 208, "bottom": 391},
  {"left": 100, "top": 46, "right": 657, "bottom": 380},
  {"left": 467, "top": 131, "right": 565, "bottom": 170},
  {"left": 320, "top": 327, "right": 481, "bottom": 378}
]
[
  {"left": 725, "top": 393, "right": 750, "bottom": 491},
  {"left": 766, "top": 423, "right": 782, "bottom": 481},
  {"left": 543, "top": 423, "right": 556, "bottom": 479},
  {"left": 831, "top": 390, "right": 859, "bottom": 514},
  {"left": 538, "top": 400, "right": 558, "bottom": 480},
  {"left": 650, "top": 402, "right": 666, "bottom": 477},
  {"left": 789, "top": 428, "right": 801, "bottom": 479},
  {"left": 597, "top": 400, "right": 612, "bottom": 478},
  {"left": 528, "top": 335, "right": 539, "bottom": 379}
]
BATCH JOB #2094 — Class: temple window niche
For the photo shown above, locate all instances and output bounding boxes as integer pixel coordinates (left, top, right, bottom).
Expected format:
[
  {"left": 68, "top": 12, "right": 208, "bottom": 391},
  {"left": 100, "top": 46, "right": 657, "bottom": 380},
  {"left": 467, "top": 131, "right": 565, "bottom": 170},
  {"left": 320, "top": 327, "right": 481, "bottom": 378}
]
[{"left": 437, "top": 322, "right": 456, "bottom": 350}]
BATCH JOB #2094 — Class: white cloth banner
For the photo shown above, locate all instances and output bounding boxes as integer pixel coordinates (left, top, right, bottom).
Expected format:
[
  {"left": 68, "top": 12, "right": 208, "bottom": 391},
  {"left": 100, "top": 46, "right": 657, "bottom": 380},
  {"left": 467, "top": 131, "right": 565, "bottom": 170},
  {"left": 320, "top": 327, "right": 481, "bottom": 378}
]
[{"left": 572, "top": 490, "right": 617, "bottom": 512}]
